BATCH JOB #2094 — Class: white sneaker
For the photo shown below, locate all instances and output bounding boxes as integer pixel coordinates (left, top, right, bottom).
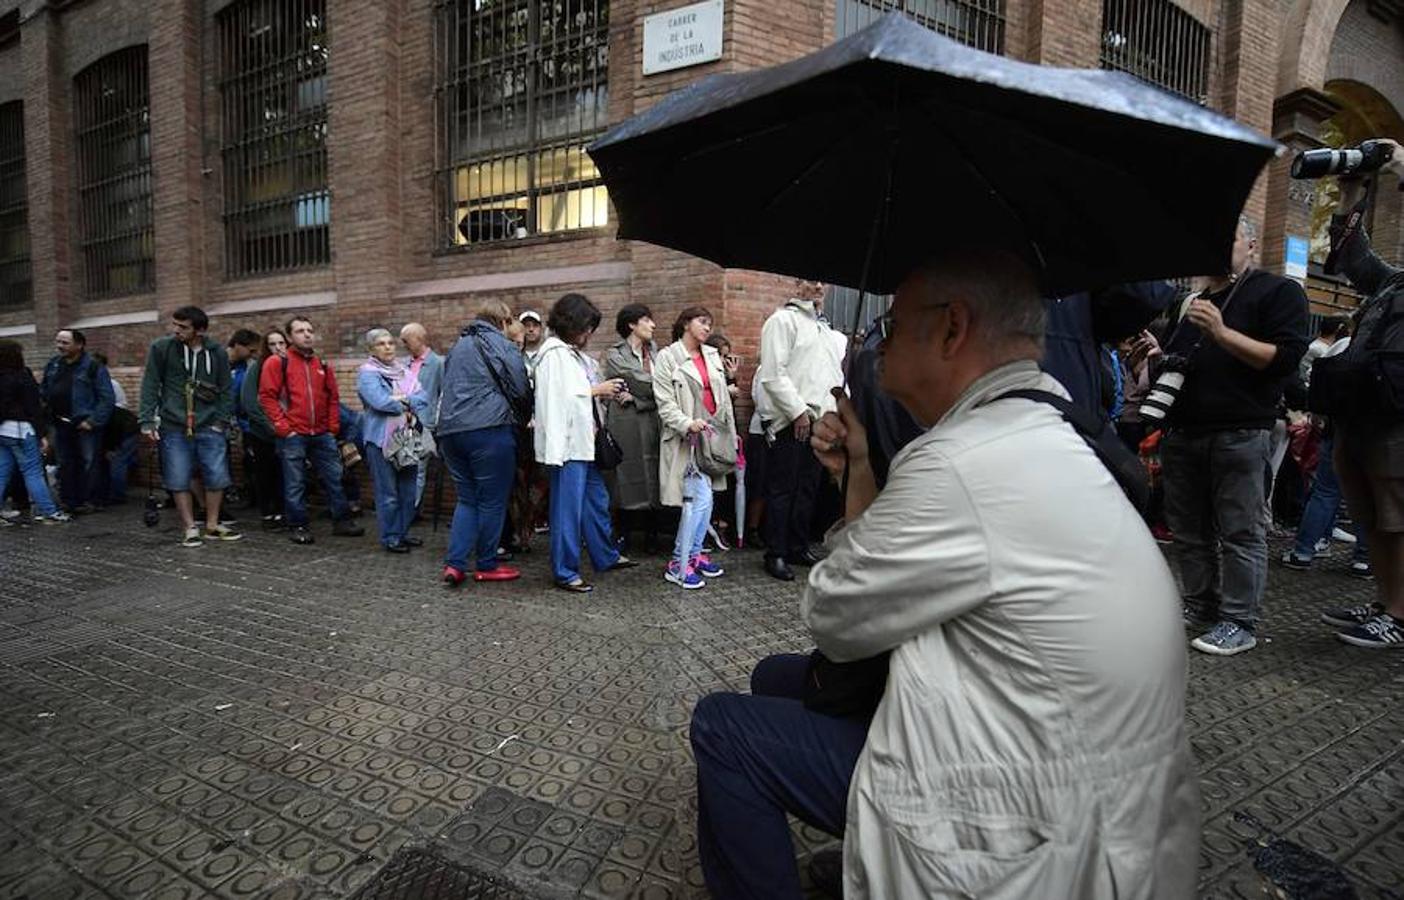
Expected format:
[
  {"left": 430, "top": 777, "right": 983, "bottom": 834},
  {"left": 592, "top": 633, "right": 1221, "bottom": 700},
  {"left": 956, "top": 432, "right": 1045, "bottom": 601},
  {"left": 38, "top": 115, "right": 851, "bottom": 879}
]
[
  {"left": 1314, "top": 538, "right": 1330, "bottom": 557},
  {"left": 1331, "top": 527, "right": 1357, "bottom": 544},
  {"left": 35, "top": 511, "right": 71, "bottom": 524},
  {"left": 180, "top": 526, "right": 203, "bottom": 548},
  {"left": 0, "top": 507, "right": 20, "bottom": 521}
]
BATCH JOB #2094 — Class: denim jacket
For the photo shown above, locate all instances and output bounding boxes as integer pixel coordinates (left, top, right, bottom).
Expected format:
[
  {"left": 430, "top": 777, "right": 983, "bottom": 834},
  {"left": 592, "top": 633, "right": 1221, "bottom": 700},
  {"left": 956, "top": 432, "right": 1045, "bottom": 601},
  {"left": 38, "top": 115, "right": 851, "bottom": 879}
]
[
  {"left": 42, "top": 351, "right": 116, "bottom": 428},
  {"left": 437, "top": 321, "right": 530, "bottom": 437}
]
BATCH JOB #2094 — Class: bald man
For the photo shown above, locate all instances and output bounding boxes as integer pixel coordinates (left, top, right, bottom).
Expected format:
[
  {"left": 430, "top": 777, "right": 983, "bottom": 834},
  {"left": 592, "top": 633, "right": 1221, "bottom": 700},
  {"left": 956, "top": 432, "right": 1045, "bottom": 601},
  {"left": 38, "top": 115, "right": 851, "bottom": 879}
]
[{"left": 400, "top": 323, "right": 444, "bottom": 508}]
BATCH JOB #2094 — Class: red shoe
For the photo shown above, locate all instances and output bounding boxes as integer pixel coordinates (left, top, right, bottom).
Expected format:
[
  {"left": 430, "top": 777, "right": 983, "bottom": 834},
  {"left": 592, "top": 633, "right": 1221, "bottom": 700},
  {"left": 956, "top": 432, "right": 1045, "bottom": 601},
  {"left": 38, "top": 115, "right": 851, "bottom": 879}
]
[
  {"left": 1150, "top": 524, "right": 1174, "bottom": 544},
  {"left": 474, "top": 565, "right": 521, "bottom": 582},
  {"left": 442, "top": 566, "right": 467, "bottom": 587}
]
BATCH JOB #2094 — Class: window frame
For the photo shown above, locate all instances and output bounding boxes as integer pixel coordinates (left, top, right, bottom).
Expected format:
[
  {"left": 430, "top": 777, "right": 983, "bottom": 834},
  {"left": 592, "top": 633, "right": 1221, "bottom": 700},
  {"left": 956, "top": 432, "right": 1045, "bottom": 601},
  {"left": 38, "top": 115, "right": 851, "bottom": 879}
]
[
  {"left": 1099, "top": 0, "right": 1212, "bottom": 105},
  {"left": 0, "top": 100, "right": 30, "bottom": 309}
]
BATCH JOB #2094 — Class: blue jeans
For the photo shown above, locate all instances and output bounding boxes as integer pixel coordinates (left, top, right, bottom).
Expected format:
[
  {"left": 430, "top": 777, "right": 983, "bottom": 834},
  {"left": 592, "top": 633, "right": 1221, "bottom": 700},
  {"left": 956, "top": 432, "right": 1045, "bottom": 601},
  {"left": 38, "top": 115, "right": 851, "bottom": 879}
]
[
  {"left": 674, "top": 468, "right": 713, "bottom": 572},
  {"left": 1163, "top": 428, "right": 1271, "bottom": 630},
  {"left": 278, "top": 432, "right": 350, "bottom": 527},
  {"left": 441, "top": 426, "right": 516, "bottom": 572},
  {"left": 52, "top": 423, "right": 102, "bottom": 508},
  {"left": 1291, "top": 433, "right": 1369, "bottom": 564},
  {"left": 366, "top": 448, "right": 418, "bottom": 547},
  {"left": 0, "top": 434, "right": 59, "bottom": 516},
  {"left": 547, "top": 460, "right": 620, "bottom": 583},
  {"left": 106, "top": 432, "right": 139, "bottom": 503},
  {"left": 691, "top": 653, "right": 870, "bottom": 900},
  {"left": 159, "top": 427, "right": 232, "bottom": 492}
]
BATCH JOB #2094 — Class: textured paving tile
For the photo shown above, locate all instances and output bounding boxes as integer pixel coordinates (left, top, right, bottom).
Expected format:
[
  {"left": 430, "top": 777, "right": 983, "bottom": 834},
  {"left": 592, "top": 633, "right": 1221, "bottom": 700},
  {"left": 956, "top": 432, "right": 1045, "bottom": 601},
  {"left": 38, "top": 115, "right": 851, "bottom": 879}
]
[{"left": 0, "top": 513, "right": 1400, "bottom": 897}]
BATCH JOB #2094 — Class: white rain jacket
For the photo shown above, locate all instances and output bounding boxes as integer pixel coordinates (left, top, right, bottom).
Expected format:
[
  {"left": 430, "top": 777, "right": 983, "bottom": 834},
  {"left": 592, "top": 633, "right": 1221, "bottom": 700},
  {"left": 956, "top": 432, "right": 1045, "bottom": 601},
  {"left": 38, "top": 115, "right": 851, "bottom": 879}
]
[
  {"left": 756, "top": 300, "right": 843, "bottom": 439},
  {"left": 533, "top": 337, "right": 597, "bottom": 466},
  {"left": 803, "top": 360, "right": 1200, "bottom": 900}
]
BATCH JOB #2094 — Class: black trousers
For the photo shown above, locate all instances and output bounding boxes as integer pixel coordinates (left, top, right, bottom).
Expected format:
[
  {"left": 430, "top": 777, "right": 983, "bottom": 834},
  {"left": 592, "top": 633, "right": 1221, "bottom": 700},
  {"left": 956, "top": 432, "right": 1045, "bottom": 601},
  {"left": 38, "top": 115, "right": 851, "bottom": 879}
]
[
  {"left": 245, "top": 434, "right": 284, "bottom": 517},
  {"left": 763, "top": 427, "right": 822, "bottom": 561}
]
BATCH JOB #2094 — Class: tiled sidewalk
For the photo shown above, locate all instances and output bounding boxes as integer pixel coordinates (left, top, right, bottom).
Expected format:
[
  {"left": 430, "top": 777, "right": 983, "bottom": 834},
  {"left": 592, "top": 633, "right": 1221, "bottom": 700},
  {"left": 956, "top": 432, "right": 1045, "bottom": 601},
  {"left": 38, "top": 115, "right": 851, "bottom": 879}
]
[{"left": 0, "top": 514, "right": 1400, "bottom": 898}]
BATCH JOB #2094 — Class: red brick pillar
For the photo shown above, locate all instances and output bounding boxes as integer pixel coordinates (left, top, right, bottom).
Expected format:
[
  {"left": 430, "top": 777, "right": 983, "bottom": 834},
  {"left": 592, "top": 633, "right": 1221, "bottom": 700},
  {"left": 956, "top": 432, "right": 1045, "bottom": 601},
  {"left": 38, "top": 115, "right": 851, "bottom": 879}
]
[
  {"left": 1264, "top": 87, "right": 1339, "bottom": 280},
  {"left": 149, "top": 0, "right": 207, "bottom": 323},
  {"left": 1215, "top": 0, "right": 1281, "bottom": 260},
  {"left": 1023, "top": 0, "right": 1101, "bottom": 67},
  {"left": 20, "top": 4, "right": 74, "bottom": 343},
  {"left": 325, "top": 0, "right": 403, "bottom": 355}
]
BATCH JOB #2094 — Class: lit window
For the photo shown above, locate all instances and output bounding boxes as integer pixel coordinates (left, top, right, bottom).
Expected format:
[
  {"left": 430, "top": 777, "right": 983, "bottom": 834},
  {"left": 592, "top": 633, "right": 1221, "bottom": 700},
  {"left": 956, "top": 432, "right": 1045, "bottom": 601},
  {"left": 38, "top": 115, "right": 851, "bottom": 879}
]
[
  {"left": 74, "top": 46, "right": 155, "bottom": 298},
  {"left": 437, "top": 0, "right": 611, "bottom": 246},
  {"left": 1100, "top": 0, "right": 1211, "bottom": 105},
  {"left": 219, "top": 0, "right": 330, "bottom": 277}
]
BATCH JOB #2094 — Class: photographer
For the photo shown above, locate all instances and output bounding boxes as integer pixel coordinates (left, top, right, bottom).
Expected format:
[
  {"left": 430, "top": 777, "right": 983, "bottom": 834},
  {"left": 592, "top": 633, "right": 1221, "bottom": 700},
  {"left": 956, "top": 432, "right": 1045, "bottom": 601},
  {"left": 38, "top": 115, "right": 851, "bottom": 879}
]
[
  {"left": 137, "top": 305, "right": 242, "bottom": 547},
  {"left": 1312, "top": 138, "right": 1404, "bottom": 649},
  {"left": 1158, "top": 217, "right": 1308, "bottom": 656}
]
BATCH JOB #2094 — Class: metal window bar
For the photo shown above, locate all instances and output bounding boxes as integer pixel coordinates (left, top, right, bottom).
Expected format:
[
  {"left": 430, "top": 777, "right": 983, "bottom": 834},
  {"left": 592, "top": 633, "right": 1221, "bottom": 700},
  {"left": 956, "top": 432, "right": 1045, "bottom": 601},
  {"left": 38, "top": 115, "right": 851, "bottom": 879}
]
[
  {"left": 435, "top": 0, "right": 611, "bottom": 248},
  {"left": 0, "top": 101, "right": 30, "bottom": 308},
  {"left": 826, "top": 0, "right": 1004, "bottom": 334},
  {"left": 1099, "top": 0, "right": 1210, "bottom": 105},
  {"left": 73, "top": 46, "right": 155, "bottom": 299},
  {"left": 218, "top": 0, "right": 330, "bottom": 278}
]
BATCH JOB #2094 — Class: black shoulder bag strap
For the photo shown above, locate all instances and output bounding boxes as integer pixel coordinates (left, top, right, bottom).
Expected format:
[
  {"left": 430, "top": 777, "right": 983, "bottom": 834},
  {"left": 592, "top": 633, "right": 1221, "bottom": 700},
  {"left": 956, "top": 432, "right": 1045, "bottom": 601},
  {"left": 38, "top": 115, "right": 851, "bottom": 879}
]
[
  {"left": 468, "top": 331, "right": 531, "bottom": 426},
  {"left": 999, "top": 389, "right": 1152, "bottom": 521}
]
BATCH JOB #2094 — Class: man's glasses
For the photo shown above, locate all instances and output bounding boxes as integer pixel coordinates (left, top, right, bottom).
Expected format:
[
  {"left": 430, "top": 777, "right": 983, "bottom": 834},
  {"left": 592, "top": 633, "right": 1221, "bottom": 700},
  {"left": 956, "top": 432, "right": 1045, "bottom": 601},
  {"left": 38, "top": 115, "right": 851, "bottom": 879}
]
[{"left": 876, "top": 302, "right": 950, "bottom": 341}]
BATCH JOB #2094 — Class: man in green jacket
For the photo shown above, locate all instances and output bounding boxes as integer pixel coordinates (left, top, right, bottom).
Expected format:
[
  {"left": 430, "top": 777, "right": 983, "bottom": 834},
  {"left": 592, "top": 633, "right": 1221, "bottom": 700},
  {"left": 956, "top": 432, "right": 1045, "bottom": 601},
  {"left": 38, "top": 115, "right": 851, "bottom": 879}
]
[{"left": 138, "top": 305, "right": 243, "bottom": 547}]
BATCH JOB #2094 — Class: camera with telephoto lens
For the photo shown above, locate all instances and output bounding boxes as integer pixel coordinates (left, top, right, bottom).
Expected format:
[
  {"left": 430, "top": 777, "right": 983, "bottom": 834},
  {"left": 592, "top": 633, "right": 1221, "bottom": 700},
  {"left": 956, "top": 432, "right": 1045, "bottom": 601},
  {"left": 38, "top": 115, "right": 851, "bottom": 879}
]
[
  {"left": 1139, "top": 355, "right": 1190, "bottom": 424},
  {"left": 1291, "top": 140, "right": 1394, "bottom": 180}
]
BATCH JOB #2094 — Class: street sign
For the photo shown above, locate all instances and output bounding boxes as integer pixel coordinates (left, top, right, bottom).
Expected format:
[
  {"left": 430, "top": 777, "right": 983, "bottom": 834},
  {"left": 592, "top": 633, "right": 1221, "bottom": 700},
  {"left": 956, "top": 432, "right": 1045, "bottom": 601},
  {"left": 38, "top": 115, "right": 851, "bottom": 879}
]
[
  {"left": 642, "top": 0, "right": 723, "bottom": 76},
  {"left": 1285, "top": 234, "right": 1309, "bottom": 282}
]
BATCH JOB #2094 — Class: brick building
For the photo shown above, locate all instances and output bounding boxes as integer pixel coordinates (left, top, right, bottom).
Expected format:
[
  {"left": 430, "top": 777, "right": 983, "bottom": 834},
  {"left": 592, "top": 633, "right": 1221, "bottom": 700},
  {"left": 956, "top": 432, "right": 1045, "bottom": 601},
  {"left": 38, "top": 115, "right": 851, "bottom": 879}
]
[{"left": 0, "top": 0, "right": 1400, "bottom": 401}]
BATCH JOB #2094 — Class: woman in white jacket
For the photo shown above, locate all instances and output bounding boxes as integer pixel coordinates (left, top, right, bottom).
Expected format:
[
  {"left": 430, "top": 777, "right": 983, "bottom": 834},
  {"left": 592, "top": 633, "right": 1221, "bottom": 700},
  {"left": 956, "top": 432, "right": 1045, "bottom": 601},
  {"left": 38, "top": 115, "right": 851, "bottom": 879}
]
[
  {"left": 654, "top": 307, "right": 736, "bottom": 589},
  {"left": 532, "top": 293, "right": 638, "bottom": 592}
]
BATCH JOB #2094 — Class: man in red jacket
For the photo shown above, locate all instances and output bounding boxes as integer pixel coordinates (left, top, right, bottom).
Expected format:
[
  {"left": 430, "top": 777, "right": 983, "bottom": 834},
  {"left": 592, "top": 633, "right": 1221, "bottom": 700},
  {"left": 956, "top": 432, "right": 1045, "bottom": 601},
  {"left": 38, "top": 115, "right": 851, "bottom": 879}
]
[{"left": 258, "top": 316, "right": 364, "bottom": 545}]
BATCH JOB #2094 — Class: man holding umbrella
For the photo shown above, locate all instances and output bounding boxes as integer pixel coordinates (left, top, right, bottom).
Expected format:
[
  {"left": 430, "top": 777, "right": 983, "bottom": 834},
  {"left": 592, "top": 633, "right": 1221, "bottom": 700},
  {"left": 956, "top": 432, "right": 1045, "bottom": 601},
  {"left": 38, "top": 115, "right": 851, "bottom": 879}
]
[{"left": 689, "top": 246, "right": 1198, "bottom": 899}]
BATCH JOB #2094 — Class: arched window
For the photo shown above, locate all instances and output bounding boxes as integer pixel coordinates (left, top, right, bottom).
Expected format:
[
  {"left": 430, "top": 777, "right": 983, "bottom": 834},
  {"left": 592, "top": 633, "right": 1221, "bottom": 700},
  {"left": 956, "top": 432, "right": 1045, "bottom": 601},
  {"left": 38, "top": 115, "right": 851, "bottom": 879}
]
[
  {"left": 74, "top": 46, "right": 154, "bottom": 298},
  {"left": 219, "top": 0, "right": 330, "bottom": 277},
  {"left": 1099, "top": 0, "right": 1211, "bottom": 105},
  {"left": 0, "top": 100, "right": 29, "bottom": 309},
  {"left": 436, "top": 0, "right": 611, "bottom": 247}
]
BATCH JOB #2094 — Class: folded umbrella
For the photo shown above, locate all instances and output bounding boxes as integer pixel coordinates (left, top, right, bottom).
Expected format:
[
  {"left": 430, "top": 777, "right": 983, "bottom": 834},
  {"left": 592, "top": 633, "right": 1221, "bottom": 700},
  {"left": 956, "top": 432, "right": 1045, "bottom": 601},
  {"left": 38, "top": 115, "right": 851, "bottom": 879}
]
[{"left": 589, "top": 12, "right": 1279, "bottom": 298}]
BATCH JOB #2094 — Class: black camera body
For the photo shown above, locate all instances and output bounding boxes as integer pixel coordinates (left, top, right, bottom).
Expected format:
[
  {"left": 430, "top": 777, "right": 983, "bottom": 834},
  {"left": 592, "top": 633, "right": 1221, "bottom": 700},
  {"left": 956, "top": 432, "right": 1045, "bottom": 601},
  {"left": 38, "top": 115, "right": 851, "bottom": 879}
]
[{"left": 1291, "top": 140, "right": 1393, "bottom": 179}]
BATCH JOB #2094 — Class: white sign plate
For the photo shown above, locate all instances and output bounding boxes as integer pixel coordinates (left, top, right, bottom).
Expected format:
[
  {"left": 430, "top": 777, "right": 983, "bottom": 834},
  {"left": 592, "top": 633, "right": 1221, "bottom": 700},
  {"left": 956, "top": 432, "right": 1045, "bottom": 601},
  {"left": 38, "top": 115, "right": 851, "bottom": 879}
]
[{"left": 642, "top": 0, "right": 723, "bottom": 76}]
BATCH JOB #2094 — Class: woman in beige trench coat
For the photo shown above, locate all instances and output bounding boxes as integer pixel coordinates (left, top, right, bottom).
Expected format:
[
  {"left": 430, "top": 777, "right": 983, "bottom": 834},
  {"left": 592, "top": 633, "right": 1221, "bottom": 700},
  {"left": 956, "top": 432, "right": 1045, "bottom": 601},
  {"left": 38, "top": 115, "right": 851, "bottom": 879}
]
[{"left": 654, "top": 306, "right": 736, "bottom": 589}]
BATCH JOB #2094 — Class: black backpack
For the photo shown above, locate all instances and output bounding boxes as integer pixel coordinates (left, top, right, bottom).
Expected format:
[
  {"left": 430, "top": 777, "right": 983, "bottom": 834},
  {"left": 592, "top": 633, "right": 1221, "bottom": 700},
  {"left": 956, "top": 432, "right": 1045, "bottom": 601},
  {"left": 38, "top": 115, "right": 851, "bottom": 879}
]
[{"left": 1309, "top": 277, "right": 1404, "bottom": 422}]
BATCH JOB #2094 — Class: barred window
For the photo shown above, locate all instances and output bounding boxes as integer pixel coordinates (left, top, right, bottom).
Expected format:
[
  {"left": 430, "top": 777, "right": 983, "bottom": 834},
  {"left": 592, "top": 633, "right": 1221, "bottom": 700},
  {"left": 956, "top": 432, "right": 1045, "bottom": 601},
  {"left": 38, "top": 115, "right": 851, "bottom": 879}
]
[
  {"left": 1100, "top": 0, "right": 1211, "bottom": 104},
  {"left": 835, "top": 0, "right": 1004, "bottom": 54},
  {"left": 436, "top": 0, "right": 610, "bottom": 247},
  {"left": 219, "top": 0, "right": 329, "bottom": 277},
  {"left": 0, "top": 101, "right": 29, "bottom": 308},
  {"left": 73, "top": 46, "right": 155, "bottom": 298}
]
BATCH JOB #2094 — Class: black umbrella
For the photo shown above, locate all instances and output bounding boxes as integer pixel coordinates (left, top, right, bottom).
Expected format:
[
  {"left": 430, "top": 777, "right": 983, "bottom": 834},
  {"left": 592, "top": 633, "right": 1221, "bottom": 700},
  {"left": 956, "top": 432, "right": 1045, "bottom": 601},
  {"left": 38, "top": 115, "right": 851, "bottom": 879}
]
[{"left": 588, "top": 13, "right": 1280, "bottom": 298}]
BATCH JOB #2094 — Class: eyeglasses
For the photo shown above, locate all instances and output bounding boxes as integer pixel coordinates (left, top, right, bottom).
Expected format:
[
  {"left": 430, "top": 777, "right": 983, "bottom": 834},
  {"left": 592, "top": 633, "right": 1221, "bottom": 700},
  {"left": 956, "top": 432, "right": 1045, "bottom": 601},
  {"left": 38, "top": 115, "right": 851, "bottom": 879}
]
[{"left": 876, "top": 302, "right": 951, "bottom": 341}]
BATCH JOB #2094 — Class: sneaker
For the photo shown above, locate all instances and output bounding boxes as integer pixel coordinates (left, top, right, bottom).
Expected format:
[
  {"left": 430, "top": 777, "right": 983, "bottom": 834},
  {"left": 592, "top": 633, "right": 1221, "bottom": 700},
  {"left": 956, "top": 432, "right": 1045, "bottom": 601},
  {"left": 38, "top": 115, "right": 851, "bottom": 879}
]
[
  {"left": 35, "top": 511, "right": 71, "bottom": 525},
  {"left": 290, "top": 526, "right": 315, "bottom": 545},
  {"left": 180, "top": 526, "right": 204, "bottom": 548},
  {"left": 664, "top": 561, "right": 705, "bottom": 590},
  {"left": 1314, "top": 538, "right": 1330, "bottom": 557},
  {"left": 203, "top": 524, "right": 243, "bottom": 542},
  {"left": 1348, "top": 561, "right": 1374, "bottom": 580},
  {"left": 1191, "top": 621, "right": 1258, "bottom": 656},
  {"left": 261, "top": 514, "right": 285, "bottom": 531},
  {"left": 1320, "top": 601, "right": 1383, "bottom": 629},
  {"left": 1181, "top": 600, "right": 1215, "bottom": 632},
  {"left": 0, "top": 508, "right": 20, "bottom": 521},
  {"left": 1280, "top": 550, "right": 1312, "bottom": 571},
  {"left": 1336, "top": 613, "right": 1404, "bottom": 649},
  {"left": 691, "top": 554, "right": 725, "bottom": 578},
  {"left": 332, "top": 519, "right": 365, "bottom": 537},
  {"left": 1331, "top": 526, "right": 1357, "bottom": 544}
]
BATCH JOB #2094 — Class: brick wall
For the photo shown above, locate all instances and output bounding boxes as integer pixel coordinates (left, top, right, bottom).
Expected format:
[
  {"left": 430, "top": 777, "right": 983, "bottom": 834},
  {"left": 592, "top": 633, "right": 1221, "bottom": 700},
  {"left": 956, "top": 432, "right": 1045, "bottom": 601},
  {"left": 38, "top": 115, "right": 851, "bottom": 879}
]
[
  {"left": 5, "top": 0, "right": 1394, "bottom": 378},
  {"left": 1325, "top": 0, "right": 1404, "bottom": 128}
]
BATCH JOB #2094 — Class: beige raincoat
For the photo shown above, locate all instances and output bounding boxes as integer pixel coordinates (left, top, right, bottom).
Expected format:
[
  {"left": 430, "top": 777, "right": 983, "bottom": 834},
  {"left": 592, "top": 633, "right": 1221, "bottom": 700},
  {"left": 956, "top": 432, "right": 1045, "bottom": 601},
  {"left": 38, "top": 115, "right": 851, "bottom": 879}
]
[
  {"left": 654, "top": 341, "right": 735, "bottom": 507},
  {"left": 803, "top": 360, "right": 1200, "bottom": 900}
]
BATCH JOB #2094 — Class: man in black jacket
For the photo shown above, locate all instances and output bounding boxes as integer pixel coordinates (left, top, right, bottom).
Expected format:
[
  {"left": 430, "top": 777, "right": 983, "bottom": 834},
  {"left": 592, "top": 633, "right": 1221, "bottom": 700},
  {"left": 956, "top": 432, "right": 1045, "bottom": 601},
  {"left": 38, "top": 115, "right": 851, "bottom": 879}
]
[
  {"left": 1161, "top": 216, "right": 1309, "bottom": 656},
  {"left": 1315, "top": 138, "right": 1404, "bottom": 650}
]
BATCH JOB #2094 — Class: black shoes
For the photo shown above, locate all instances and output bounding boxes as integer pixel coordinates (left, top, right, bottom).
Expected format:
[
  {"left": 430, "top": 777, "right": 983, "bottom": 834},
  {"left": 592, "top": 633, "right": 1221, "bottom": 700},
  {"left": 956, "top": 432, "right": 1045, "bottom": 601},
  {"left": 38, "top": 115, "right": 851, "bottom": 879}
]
[
  {"left": 290, "top": 526, "right": 314, "bottom": 545},
  {"left": 332, "top": 519, "right": 365, "bottom": 537},
  {"left": 385, "top": 542, "right": 410, "bottom": 554},
  {"left": 787, "top": 549, "right": 824, "bottom": 567},
  {"left": 764, "top": 556, "right": 795, "bottom": 582},
  {"left": 401, "top": 536, "right": 423, "bottom": 547}
]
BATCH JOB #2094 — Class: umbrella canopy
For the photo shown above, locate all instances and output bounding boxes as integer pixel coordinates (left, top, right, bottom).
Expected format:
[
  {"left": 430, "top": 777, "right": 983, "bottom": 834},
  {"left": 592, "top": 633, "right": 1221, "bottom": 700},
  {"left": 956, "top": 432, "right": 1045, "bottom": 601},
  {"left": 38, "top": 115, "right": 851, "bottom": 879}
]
[{"left": 588, "top": 13, "right": 1280, "bottom": 297}]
